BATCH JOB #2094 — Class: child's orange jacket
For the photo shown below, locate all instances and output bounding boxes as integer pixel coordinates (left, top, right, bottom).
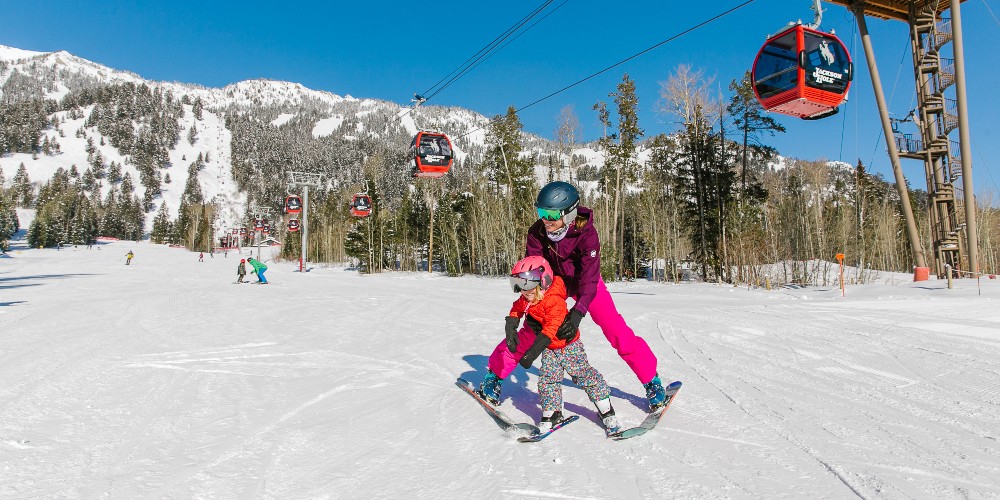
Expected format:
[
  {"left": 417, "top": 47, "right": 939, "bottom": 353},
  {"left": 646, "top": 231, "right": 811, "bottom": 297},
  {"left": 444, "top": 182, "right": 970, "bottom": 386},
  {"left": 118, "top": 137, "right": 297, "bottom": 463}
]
[{"left": 508, "top": 275, "right": 580, "bottom": 349}]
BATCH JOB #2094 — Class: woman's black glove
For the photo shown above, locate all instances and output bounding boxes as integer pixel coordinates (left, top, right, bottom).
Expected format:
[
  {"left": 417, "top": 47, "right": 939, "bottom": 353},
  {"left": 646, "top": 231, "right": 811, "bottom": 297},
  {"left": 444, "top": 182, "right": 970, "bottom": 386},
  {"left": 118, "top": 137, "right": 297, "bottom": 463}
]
[
  {"left": 504, "top": 316, "right": 520, "bottom": 352},
  {"left": 556, "top": 309, "right": 585, "bottom": 340}
]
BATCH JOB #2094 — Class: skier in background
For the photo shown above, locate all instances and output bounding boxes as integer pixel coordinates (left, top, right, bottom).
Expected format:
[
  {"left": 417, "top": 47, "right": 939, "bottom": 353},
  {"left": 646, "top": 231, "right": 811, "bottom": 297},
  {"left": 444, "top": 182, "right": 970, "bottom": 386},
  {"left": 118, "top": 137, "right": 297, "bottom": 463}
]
[
  {"left": 199, "top": 252, "right": 204, "bottom": 262},
  {"left": 125, "top": 250, "right": 134, "bottom": 265},
  {"left": 237, "top": 259, "right": 247, "bottom": 283},
  {"left": 247, "top": 257, "right": 268, "bottom": 284},
  {"left": 483, "top": 255, "right": 620, "bottom": 433},
  {"left": 479, "top": 181, "right": 668, "bottom": 411}
]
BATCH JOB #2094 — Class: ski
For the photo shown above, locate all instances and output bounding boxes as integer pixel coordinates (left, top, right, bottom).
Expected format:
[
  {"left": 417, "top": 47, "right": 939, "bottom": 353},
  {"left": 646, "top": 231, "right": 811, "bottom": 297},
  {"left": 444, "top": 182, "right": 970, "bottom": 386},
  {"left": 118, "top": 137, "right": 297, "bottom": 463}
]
[
  {"left": 517, "top": 415, "right": 580, "bottom": 443},
  {"left": 609, "top": 380, "right": 682, "bottom": 440},
  {"left": 455, "top": 378, "right": 539, "bottom": 434}
]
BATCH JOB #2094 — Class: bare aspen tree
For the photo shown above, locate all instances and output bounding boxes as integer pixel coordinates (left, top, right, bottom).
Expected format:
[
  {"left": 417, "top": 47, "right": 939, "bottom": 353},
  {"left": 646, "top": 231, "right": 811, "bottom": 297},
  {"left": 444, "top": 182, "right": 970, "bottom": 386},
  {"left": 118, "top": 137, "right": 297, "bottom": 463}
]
[{"left": 554, "top": 105, "right": 580, "bottom": 182}]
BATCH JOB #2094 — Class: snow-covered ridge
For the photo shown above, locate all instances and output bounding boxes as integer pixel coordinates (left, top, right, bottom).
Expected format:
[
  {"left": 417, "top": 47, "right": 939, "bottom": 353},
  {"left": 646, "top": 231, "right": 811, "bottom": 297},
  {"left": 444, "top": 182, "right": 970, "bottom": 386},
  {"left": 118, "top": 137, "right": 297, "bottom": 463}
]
[
  {"left": 0, "top": 45, "right": 46, "bottom": 61},
  {"left": 0, "top": 44, "right": 352, "bottom": 112}
]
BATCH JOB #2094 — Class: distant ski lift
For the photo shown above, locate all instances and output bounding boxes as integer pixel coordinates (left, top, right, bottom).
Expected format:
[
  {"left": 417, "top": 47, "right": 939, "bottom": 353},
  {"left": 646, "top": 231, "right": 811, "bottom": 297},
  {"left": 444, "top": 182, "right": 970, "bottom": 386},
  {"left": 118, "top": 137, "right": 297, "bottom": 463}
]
[
  {"left": 751, "top": 23, "right": 852, "bottom": 120},
  {"left": 231, "top": 228, "right": 239, "bottom": 235},
  {"left": 284, "top": 195, "right": 302, "bottom": 214},
  {"left": 254, "top": 219, "right": 265, "bottom": 231},
  {"left": 239, "top": 227, "right": 248, "bottom": 236},
  {"left": 351, "top": 194, "right": 372, "bottom": 217},
  {"left": 262, "top": 224, "right": 271, "bottom": 235},
  {"left": 409, "top": 131, "right": 453, "bottom": 178},
  {"left": 287, "top": 219, "right": 300, "bottom": 232}
]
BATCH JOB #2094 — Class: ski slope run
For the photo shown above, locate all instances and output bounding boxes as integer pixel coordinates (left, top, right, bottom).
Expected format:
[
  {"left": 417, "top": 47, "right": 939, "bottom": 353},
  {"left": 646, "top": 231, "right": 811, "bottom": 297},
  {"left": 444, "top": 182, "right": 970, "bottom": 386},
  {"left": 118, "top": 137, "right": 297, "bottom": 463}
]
[{"left": 2, "top": 235, "right": 999, "bottom": 498}]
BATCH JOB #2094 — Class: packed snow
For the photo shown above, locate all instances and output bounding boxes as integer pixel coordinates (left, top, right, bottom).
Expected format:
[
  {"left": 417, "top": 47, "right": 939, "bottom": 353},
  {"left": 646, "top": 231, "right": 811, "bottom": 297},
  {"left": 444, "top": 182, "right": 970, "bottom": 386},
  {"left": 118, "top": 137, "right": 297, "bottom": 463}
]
[
  {"left": 2, "top": 212, "right": 1000, "bottom": 498},
  {"left": 312, "top": 116, "right": 345, "bottom": 138}
]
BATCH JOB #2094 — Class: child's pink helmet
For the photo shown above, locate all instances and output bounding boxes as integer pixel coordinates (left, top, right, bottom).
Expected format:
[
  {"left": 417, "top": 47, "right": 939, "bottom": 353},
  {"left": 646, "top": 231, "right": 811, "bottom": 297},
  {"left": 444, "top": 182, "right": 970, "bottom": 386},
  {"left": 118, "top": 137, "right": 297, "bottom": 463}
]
[{"left": 509, "top": 255, "right": 554, "bottom": 292}]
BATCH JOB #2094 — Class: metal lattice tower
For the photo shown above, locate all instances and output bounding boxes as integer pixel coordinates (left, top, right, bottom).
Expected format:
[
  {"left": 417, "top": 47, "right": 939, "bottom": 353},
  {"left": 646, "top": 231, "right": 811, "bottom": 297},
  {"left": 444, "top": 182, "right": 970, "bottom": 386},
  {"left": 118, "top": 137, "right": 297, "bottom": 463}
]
[
  {"left": 287, "top": 172, "right": 323, "bottom": 273},
  {"left": 825, "top": 0, "right": 978, "bottom": 277}
]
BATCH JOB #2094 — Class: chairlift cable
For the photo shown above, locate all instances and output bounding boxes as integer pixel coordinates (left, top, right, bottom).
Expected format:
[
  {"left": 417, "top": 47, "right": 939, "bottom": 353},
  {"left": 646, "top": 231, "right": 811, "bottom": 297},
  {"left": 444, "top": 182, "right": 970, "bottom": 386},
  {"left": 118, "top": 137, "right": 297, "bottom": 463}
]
[
  {"left": 424, "top": 0, "right": 570, "bottom": 102},
  {"left": 419, "top": 0, "right": 556, "bottom": 101},
  {"left": 454, "top": 0, "right": 758, "bottom": 141},
  {"left": 982, "top": 0, "right": 1000, "bottom": 28},
  {"left": 866, "top": 37, "right": 912, "bottom": 171},
  {"left": 397, "top": 0, "right": 558, "bottom": 139},
  {"left": 839, "top": 15, "right": 858, "bottom": 162},
  {"left": 971, "top": 136, "right": 1000, "bottom": 196}
]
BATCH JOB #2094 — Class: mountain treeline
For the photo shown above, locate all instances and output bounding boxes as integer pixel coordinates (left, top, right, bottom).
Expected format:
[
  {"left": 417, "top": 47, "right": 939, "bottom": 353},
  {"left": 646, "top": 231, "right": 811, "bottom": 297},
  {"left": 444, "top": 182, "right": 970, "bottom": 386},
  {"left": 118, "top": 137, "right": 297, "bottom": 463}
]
[
  {"left": 4, "top": 57, "right": 1000, "bottom": 280},
  {"left": 250, "top": 69, "right": 1000, "bottom": 282}
]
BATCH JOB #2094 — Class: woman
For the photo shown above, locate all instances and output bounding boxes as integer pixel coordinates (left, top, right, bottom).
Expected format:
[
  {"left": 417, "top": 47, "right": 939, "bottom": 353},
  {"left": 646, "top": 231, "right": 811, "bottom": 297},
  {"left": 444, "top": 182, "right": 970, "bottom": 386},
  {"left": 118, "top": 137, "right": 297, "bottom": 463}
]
[{"left": 479, "top": 181, "right": 667, "bottom": 410}]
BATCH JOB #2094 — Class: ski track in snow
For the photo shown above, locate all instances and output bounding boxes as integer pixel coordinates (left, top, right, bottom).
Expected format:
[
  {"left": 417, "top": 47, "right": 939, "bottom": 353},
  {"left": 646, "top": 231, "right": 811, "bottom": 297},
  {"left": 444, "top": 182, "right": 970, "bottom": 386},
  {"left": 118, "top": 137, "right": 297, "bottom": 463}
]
[{"left": 2, "top": 237, "right": 1000, "bottom": 498}]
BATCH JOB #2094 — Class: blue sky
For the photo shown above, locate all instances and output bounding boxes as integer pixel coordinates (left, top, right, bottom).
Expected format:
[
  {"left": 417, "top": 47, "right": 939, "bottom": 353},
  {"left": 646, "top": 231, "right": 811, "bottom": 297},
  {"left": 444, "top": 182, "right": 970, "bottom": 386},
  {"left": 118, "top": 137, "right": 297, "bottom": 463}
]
[{"left": 3, "top": 0, "right": 998, "bottom": 195}]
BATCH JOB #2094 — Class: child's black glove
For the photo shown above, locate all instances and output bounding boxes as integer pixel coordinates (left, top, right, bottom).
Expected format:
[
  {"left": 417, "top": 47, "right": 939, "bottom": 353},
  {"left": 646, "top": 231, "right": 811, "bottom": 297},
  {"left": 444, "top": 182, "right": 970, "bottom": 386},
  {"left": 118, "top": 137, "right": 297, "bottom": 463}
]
[
  {"left": 556, "top": 309, "right": 585, "bottom": 340},
  {"left": 519, "top": 333, "right": 551, "bottom": 369},
  {"left": 504, "top": 316, "right": 520, "bottom": 352}
]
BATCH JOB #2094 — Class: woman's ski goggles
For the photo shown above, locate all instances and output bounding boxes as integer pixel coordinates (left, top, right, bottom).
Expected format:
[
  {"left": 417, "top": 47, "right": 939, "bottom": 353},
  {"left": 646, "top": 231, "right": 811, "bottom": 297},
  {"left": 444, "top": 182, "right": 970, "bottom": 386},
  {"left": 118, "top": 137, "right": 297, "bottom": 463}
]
[
  {"left": 536, "top": 207, "right": 564, "bottom": 221},
  {"left": 509, "top": 268, "right": 544, "bottom": 292}
]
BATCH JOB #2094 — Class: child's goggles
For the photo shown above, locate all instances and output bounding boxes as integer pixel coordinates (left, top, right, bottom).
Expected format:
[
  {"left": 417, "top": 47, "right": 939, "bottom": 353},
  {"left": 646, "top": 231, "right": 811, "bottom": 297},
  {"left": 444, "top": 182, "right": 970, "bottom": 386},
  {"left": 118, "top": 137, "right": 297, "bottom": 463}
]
[{"left": 509, "top": 268, "right": 544, "bottom": 292}]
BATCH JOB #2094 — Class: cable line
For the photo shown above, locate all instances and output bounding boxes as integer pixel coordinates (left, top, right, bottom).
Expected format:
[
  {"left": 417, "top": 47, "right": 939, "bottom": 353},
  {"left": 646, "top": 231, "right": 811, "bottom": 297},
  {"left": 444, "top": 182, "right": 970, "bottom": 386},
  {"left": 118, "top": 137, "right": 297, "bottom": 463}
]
[
  {"left": 456, "top": 0, "right": 758, "bottom": 140},
  {"left": 419, "top": 0, "right": 557, "bottom": 102},
  {"left": 425, "top": 0, "right": 571, "bottom": 103},
  {"left": 983, "top": 0, "right": 1000, "bottom": 28}
]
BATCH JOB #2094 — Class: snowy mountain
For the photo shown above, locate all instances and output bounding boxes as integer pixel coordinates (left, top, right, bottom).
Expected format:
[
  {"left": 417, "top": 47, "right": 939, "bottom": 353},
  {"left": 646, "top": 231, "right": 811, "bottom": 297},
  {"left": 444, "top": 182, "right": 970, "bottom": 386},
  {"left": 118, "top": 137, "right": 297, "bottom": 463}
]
[{"left": 0, "top": 44, "right": 545, "bottom": 235}]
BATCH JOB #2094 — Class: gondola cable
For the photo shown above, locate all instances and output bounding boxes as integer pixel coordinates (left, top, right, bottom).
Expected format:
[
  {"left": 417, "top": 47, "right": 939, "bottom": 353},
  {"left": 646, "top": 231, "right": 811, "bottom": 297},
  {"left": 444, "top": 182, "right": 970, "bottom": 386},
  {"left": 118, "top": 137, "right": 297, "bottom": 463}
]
[
  {"left": 396, "top": 0, "right": 561, "bottom": 131},
  {"left": 454, "top": 0, "right": 758, "bottom": 141},
  {"left": 423, "top": 0, "right": 570, "bottom": 103},
  {"left": 421, "top": 0, "right": 558, "bottom": 102}
]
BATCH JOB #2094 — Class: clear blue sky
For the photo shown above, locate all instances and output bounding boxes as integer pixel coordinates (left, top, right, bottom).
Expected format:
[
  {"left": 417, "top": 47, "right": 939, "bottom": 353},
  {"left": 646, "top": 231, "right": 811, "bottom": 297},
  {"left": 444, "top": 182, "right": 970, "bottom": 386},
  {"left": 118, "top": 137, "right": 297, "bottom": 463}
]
[{"left": 3, "top": 0, "right": 998, "bottom": 195}]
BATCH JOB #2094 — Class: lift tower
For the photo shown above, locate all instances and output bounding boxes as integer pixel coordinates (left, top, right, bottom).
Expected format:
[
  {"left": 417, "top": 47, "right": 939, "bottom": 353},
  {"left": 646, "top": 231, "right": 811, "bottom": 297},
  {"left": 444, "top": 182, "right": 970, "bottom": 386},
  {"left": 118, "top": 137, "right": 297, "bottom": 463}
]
[
  {"left": 287, "top": 172, "right": 323, "bottom": 273},
  {"left": 825, "top": 0, "right": 977, "bottom": 278}
]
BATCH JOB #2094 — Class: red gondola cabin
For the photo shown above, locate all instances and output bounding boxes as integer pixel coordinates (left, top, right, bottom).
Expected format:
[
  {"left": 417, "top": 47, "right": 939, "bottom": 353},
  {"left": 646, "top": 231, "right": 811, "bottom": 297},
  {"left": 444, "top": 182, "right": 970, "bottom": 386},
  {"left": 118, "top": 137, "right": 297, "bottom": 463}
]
[
  {"left": 409, "top": 131, "right": 453, "bottom": 178},
  {"left": 752, "top": 23, "right": 852, "bottom": 120},
  {"left": 351, "top": 194, "right": 372, "bottom": 217},
  {"left": 284, "top": 195, "right": 302, "bottom": 214},
  {"left": 288, "top": 219, "right": 300, "bottom": 232}
]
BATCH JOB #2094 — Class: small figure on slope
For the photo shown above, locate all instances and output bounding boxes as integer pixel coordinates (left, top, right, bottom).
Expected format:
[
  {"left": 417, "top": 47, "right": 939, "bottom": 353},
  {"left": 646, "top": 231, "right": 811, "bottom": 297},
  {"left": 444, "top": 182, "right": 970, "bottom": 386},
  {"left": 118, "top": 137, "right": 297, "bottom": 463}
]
[
  {"left": 237, "top": 259, "right": 247, "bottom": 283},
  {"left": 479, "top": 255, "right": 620, "bottom": 433},
  {"left": 247, "top": 257, "right": 268, "bottom": 284},
  {"left": 125, "top": 250, "right": 134, "bottom": 266}
]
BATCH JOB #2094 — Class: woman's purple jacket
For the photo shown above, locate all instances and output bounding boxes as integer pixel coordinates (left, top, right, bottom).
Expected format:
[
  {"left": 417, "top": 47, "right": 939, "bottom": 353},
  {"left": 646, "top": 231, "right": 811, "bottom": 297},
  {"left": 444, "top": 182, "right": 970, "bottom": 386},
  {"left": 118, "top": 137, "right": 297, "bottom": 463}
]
[{"left": 525, "top": 206, "right": 601, "bottom": 315}]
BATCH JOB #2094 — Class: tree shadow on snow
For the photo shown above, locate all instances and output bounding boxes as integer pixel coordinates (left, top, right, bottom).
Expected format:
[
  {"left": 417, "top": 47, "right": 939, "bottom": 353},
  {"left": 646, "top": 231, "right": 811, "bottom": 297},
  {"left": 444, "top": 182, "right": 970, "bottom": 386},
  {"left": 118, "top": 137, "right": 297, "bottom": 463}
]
[{"left": 0, "top": 273, "right": 96, "bottom": 290}]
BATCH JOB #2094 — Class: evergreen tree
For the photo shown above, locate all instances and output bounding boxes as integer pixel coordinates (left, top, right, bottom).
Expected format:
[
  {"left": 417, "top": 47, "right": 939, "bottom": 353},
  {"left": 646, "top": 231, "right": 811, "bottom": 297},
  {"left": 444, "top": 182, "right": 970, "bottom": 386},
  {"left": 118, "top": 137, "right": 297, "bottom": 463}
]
[
  {"left": 727, "top": 71, "right": 785, "bottom": 201},
  {"left": 12, "top": 164, "right": 33, "bottom": 207},
  {"left": 192, "top": 97, "right": 204, "bottom": 120},
  {"left": 151, "top": 202, "right": 172, "bottom": 243}
]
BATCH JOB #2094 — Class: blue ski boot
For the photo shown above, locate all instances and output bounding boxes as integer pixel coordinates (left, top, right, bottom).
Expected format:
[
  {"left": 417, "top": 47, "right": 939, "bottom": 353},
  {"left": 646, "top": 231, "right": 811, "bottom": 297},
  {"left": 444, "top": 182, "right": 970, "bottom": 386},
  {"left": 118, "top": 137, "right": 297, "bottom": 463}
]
[
  {"left": 477, "top": 371, "right": 503, "bottom": 406},
  {"left": 644, "top": 374, "right": 667, "bottom": 410}
]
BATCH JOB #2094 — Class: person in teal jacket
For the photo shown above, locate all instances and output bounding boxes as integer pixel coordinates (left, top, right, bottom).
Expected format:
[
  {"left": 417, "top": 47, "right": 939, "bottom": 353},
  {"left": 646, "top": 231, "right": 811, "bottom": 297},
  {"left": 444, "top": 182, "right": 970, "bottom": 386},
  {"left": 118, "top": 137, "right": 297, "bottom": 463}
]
[{"left": 247, "top": 257, "right": 268, "bottom": 284}]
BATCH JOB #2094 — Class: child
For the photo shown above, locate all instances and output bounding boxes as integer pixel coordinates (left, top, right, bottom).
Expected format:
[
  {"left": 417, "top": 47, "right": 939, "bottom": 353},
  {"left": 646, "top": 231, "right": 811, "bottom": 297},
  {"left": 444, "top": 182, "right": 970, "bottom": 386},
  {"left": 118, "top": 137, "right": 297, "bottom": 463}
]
[
  {"left": 479, "top": 255, "right": 620, "bottom": 433},
  {"left": 237, "top": 259, "right": 247, "bottom": 283}
]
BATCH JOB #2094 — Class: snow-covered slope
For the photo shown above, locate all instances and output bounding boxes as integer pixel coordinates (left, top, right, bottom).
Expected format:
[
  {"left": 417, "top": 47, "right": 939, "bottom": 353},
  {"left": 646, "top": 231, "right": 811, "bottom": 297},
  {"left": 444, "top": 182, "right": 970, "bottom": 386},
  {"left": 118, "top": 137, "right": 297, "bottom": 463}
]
[{"left": 2, "top": 223, "right": 999, "bottom": 497}]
